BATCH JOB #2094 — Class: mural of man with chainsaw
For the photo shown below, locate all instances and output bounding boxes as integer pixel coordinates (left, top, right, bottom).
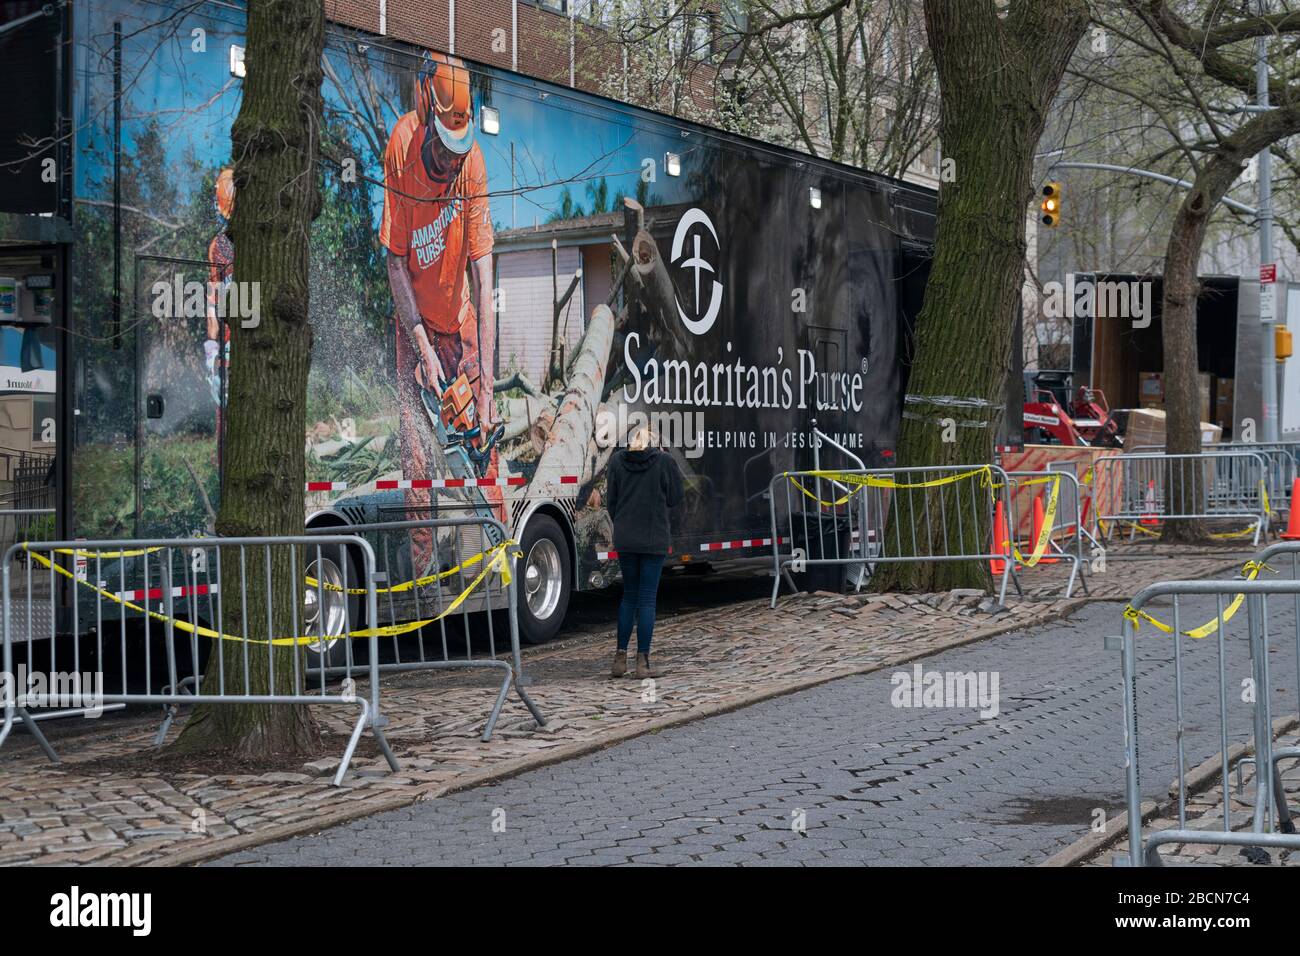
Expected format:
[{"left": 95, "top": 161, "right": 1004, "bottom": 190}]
[
  {"left": 381, "top": 51, "right": 502, "bottom": 567},
  {"left": 205, "top": 165, "right": 235, "bottom": 439}
]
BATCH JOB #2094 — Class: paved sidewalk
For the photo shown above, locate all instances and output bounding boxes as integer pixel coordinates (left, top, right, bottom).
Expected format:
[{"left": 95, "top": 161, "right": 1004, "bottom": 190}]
[
  {"left": 0, "top": 545, "right": 1256, "bottom": 865},
  {"left": 1077, "top": 728, "right": 1300, "bottom": 868}
]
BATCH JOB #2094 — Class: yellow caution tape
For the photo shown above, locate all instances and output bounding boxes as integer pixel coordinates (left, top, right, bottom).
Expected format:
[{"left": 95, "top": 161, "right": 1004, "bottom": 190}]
[
  {"left": 788, "top": 466, "right": 993, "bottom": 507},
  {"left": 305, "top": 541, "right": 523, "bottom": 595},
  {"left": 1007, "top": 476, "right": 1057, "bottom": 488},
  {"left": 23, "top": 541, "right": 516, "bottom": 647},
  {"left": 1010, "top": 475, "right": 1060, "bottom": 568},
  {"left": 1103, "top": 519, "right": 1261, "bottom": 541},
  {"left": 44, "top": 546, "right": 166, "bottom": 560},
  {"left": 1123, "top": 560, "right": 1271, "bottom": 639},
  {"left": 1207, "top": 525, "right": 1260, "bottom": 540}
]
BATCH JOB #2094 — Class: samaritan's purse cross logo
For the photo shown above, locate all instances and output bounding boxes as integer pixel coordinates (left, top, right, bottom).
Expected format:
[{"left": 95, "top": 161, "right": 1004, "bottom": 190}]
[{"left": 671, "top": 208, "right": 723, "bottom": 336}]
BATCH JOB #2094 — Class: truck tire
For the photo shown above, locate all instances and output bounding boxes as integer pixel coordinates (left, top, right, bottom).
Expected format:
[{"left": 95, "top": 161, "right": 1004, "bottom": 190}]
[
  {"left": 516, "top": 514, "right": 571, "bottom": 645},
  {"left": 302, "top": 546, "right": 362, "bottom": 673}
]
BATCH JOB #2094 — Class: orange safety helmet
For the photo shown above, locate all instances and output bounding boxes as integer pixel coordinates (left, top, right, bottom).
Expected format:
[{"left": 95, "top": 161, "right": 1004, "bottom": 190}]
[
  {"left": 214, "top": 166, "right": 235, "bottom": 221},
  {"left": 415, "top": 51, "right": 474, "bottom": 156}
]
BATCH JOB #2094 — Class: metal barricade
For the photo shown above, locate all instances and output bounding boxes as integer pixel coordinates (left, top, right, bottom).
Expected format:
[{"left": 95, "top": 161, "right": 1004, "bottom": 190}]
[
  {"left": 768, "top": 463, "right": 1016, "bottom": 607},
  {"left": 0, "top": 535, "right": 399, "bottom": 786},
  {"left": 1004, "top": 470, "right": 1085, "bottom": 598},
  {"left": 1245, "top": 541, "right": 1300, "bottom": 828},
  {"left": 1128, "top": 442, "right": 1296, "bottom": 515},
  {"left": 1117, "top": 573, "right": 1300, "bottom": 866},
  {"left": 1095, "top": 452, "right": 1269, "bottom": 544},
  {"left": 307, "top": 516, "right": 544, "bottom": 742},
  {"left": 0, "top": 507, "right": 55, "bottom": 589}
]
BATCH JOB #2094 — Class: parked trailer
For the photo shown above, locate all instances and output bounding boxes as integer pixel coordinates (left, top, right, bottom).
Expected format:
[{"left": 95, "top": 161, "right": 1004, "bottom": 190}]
[{"left": 3, "top": 0, "right": 935, "bottom": 648}]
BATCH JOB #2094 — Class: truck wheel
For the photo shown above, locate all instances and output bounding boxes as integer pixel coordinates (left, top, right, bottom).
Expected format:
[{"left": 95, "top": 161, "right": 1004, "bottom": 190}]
[
  {"left": 517, "top": 514, "right": 571, "bottom": 645},
  {"left": 302, "top": 549, "right": 361, "bottom": 672}
]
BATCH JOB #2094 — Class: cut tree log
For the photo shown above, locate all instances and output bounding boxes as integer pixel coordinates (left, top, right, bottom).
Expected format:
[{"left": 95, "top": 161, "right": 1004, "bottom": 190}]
[
  {"left": 617, "top": 228, "right": 691, "bottom": 361},
  {"left": 531, "top": 303, "right": 616, "bottom": 493},
  {"left": 494, "top": 370, "right": 542, "bottom": 398},
  {"left": 502, "top": 394, "right": 555, "bottom": 444}
]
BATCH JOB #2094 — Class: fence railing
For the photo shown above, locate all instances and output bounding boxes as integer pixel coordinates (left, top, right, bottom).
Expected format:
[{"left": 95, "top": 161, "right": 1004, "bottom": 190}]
[
  {"left": 1129, "top": 442, "right": 1296, "bottom": 513},
  {"left": 1095, "top": 452, "right": 1270, "bottom": 544},
  {"left": 1117, "top": 571, "right": 1300, "bottom": 866},
  {"left": 0, "top": 449, "right": 54, "bottom": 499},
  {"left": 305, "top": 516, "right": 544, "bottom": 741},
  {"left": 0, "top": 534, "right": 400, "bottom": 786},
  {"left": 0, "top": 507, "right": 55, "bottom": 567},
  {"left": 1004, "top": 470, "right": 1085, "bottom": 598},
  {"left": 768, "top": 463, "right": 1016, "bottom": 607}
]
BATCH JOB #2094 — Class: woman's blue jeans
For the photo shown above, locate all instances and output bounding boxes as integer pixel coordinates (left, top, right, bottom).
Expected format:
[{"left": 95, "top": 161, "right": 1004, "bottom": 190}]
[{"left": 616, "top": 553, "right": 666, "bottom": 657}]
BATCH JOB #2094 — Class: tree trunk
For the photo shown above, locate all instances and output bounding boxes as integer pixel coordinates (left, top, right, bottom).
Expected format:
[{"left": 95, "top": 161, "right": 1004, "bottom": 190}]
[
  {"left": 172, "top": 0, "right": 326, "bottom": 756},
  {"left": 1157, "top": 105, "right": 1300, "bottom": 540},
  {"left": 872, "top": 0, "right": 1089, "bottom": 593},
  {"left": 1158, "top": 159, "right": 1241, "bottom": 542}
]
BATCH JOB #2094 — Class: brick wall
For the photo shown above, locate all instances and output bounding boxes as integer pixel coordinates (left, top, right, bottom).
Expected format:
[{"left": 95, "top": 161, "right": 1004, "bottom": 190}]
[{"left": 324, "top": 0, "right": 719, "bottom": 105}]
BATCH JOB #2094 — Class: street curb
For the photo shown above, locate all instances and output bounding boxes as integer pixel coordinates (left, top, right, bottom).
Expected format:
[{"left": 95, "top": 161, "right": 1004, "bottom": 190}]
[
  {"left": 1040, "top": 713, "right": 1300, "bottom": 868},
  {"left": 158, "top": 594, "right": 1108, "bottom": 867},
  {"left": 1039, "top": 801, "right": 1163, "bottom": 868}
]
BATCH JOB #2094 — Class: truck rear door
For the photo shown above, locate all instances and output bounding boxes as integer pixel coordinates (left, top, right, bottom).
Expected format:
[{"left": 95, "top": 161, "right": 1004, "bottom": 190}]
[{"left": 133, "top": 255, "right": 222, "bottom": 538}]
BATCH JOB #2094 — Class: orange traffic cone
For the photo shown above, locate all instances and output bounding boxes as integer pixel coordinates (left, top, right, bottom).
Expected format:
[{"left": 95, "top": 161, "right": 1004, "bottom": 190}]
[
  {"left": 990, "top": 499, "right": 1011, "bottom": 575},
  {"left": 1139, "top": 479, "right": 1161, "bottom": 527},
  {"left": 1280, "top": 478, "right": 1300, "bottom": 540},
  {"left": 1031, "top": 492, "right": 1059, "bottom": 564}
]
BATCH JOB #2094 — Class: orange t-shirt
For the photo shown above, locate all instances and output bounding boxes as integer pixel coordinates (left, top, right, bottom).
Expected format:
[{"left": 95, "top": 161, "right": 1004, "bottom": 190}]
[{"left": 380, "top": 111, "right": 494, "bottom": 335}]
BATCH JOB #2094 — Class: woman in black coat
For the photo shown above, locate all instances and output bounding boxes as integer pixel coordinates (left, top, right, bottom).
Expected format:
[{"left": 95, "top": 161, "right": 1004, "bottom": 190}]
[{"left": 605, "top": 426, "right": 683, "bottom": 678}]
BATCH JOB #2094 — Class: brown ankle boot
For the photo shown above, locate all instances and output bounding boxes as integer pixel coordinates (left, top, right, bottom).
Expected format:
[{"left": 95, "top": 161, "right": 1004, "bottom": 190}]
[
  {"left": 611, "top": 649, "right": 628, "bottom": 678},
  {"left": 635, "top": 653, "right": 663, "bottom": 678}
]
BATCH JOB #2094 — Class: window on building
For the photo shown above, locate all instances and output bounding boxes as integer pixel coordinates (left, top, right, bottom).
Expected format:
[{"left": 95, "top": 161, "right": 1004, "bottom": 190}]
[
  {"left": 540, "top": 0, "right": 567, "bottom": 14},
  {"left": 572, "top": 0, "right": 611, "bottom": 22},
  {"left": 688, "top": 14, "right": 711, "bottom": 59},
  {"left": 722, "top": 0, "right": 748, "bottom": 32}
]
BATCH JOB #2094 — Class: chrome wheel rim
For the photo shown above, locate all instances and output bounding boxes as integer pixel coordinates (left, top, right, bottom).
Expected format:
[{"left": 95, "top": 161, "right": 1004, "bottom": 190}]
[
  {"left": 304, "top": 556, "right": 348, "bottom": 654},
  {"left": 524, "top": 538, "right": 562, "bottom": 621}
]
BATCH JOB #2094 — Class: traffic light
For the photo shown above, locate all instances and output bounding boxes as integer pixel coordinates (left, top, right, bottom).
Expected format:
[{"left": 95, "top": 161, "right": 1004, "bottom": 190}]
[{"left": 1040, "top": 181, "right": 1063, "bottom": 227}]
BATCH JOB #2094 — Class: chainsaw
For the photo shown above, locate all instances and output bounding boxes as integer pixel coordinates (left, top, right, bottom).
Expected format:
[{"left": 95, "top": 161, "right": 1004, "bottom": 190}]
[{"left": 418, "top": 360, "right": 507, "bottom": 547}]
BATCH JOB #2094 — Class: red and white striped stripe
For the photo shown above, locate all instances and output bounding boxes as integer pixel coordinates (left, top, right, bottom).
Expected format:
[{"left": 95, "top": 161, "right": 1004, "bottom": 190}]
[
  {"left": 117, "top": 583, "right": 219, "bottom": 603},
  {"left": 309, "top": 475, "right": 579, "bottom": 492},
  {"left": 698, "top": 536, "right": 786, "bottom": 552},
  {"left": 306, "top": 481, "right": 348, "bottom": 492},
  {"left": 599, "top": 537, "right": 785, "bottom": 561},
  {"left": 374, "top": 476, "right": 526, "bottom": 490}
]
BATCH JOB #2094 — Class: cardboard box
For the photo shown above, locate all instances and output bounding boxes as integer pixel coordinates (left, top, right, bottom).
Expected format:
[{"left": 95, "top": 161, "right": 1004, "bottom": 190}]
[
  {"left": 1138, "top": 371, "right": 1164, "bottom": 407},
  {"left": 1124, "top": 407, "right": 1221, "bottom": 448},
  {"left": 999, "top": 445, "right": 1122, "bottom": 538}
]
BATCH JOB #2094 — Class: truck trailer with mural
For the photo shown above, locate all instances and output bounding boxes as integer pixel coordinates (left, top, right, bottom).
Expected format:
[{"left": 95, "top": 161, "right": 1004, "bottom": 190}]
[{"left": 0, "top": 0, "right": 935, "bottom": 648}]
